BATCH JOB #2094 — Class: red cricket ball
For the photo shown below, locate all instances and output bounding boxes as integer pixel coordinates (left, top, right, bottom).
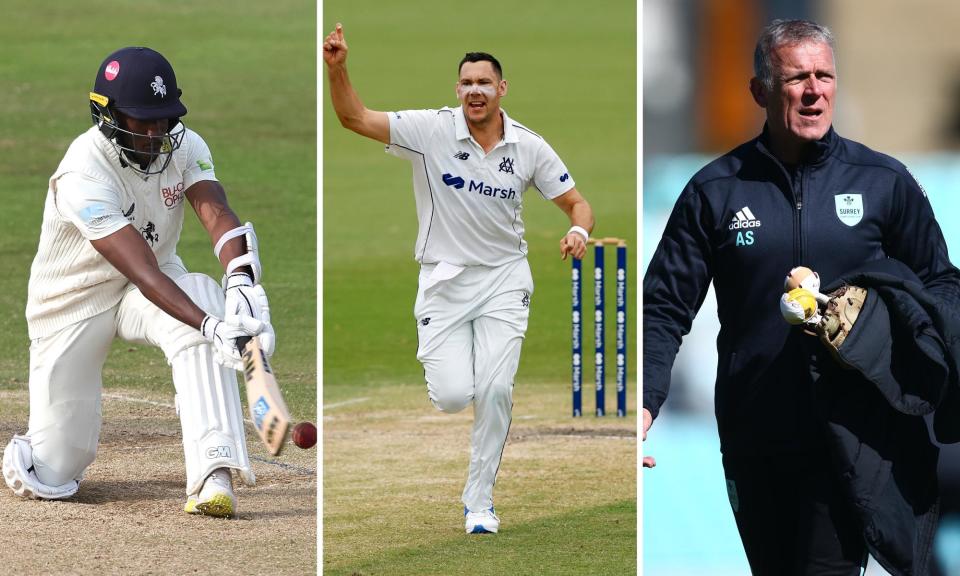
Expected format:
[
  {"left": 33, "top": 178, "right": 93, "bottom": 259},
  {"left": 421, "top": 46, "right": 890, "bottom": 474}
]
[{"left": 292, "top": 422, "right": 317, "bottom": 449}]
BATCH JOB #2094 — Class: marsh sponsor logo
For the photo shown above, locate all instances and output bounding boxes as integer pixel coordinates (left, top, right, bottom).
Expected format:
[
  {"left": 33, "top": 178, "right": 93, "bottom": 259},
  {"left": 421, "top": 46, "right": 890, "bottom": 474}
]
[
  {"left": 442, "top": 172, "right": 517, "bottom": 200},
  {"left": 468, "top": 179, "right": 516, "bottom": 200},
  {"left": 442, "top": 173, "right": 465, "bottom": 189},
  {"left": 835, "top": 194, "right": 863, "bottom": 226}
]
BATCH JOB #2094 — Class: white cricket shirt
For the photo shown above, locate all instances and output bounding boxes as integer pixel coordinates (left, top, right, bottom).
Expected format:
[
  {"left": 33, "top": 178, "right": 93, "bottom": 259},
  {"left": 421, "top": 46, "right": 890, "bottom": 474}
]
[
  {"left": 387, "top": 106, "right": 575, "bottom": 267},
  {"left": 26, "top": 125, "right": 218, "bottom": 338}
]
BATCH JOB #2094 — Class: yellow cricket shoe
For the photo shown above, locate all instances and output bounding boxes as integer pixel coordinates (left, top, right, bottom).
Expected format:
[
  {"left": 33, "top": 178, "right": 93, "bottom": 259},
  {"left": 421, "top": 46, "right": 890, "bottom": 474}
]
[{"left": 184, "top": 468, "right": 236, "bottom": 518}]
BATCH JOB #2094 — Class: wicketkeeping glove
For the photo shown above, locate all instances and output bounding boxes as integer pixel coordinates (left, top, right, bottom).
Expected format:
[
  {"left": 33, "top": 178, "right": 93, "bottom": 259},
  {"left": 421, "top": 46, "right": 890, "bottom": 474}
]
[
  {"left": 816, "top": 284, "right": 868, "bottom": 367},
  {"left": 200, "top": 313, "right": 264, "bottom": 370}
]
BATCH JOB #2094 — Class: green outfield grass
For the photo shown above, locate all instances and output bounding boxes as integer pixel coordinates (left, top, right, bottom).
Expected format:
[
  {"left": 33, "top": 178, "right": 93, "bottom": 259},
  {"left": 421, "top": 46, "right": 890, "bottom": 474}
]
[
  {"left": 323, "top": 1, "right": 637, "bottom": 574},
  {"left": 0, "top": 0, "right": 316, "bottom": 420}
]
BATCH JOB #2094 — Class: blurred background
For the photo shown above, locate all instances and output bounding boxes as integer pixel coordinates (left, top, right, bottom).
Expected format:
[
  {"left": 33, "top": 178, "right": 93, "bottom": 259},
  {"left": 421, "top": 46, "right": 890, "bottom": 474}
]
[{"left": 642, "top": 1, "right": 960, "bottom": 574}]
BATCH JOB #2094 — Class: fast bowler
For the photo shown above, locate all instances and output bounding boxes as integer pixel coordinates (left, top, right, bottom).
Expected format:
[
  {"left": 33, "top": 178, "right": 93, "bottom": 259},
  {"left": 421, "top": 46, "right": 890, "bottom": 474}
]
[{"left": 324, "top": 23, "right": 594, "bottom": 534}]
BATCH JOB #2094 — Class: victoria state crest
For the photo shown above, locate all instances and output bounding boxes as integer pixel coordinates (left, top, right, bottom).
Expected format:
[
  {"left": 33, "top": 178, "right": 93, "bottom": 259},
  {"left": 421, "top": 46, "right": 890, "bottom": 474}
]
[{"left": 835, "top": 193, "right": 863, "bottom": 226}]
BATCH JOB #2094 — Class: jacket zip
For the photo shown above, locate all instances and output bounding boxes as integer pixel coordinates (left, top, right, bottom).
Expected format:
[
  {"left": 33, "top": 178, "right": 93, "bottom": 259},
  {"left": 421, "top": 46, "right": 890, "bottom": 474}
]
[
  {"left": 796, "top": 167, "right": 805, "bottom": 265},
  {"left": 758, "top": 145, "right": 804, "bottom": 265}
]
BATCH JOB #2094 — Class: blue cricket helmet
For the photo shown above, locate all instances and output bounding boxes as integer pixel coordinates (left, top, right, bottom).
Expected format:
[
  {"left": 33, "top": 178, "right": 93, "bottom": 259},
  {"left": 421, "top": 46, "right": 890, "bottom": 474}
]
[{"left": 89, "top": 47, "right": 188, "bottom": 174}]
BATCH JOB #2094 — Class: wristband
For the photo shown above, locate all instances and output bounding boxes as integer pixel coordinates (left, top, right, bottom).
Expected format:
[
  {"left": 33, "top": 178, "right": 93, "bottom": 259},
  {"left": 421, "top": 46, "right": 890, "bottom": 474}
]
[{"left": 567, "top": 225, "right": 590, "bottom": 242}]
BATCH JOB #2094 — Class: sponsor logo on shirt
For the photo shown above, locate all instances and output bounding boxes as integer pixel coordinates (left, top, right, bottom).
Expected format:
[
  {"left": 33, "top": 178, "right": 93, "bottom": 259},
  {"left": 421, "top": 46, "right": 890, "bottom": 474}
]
[
  {"left": 123, "top": 202, "right": 135, "bottom": 221},
  {"left": 80, "top": 204, "right": 111, "bottom": 227},
  {"left": 442, "top": 172, "right": 517, "bottom": 200},
  {"left": 442, "top": 173, "right": 465, "bottom": 189},
  {"left": 162, "top": 182, "right": 185, "bottom": 209},
  {"left": 468, "top": 179, "right": 516, "bottom": 199},
  {"left": 196, "top": 158, "right": 214, "bottom": 171},
  {"left": 560, "top": 173, "right": 570, "bottom": 183},
  {"left": 453, "top": 151, "right": 470, "bottom": 161}
]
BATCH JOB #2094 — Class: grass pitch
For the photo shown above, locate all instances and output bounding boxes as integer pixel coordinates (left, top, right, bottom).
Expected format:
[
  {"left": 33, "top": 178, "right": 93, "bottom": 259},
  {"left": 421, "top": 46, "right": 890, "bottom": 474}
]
[
  {"left": 322, "top": 1, "right": 637, "bottom": 574},
  {"left": 0, "top": 2, "right": 316, "bottom": 574}
]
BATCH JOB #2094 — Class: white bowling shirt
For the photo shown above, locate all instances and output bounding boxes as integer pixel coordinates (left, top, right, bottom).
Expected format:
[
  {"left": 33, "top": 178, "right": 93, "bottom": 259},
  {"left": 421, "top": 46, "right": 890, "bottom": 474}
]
[{"left": 387, "top": 106, "right": 575, "bottom": 267}]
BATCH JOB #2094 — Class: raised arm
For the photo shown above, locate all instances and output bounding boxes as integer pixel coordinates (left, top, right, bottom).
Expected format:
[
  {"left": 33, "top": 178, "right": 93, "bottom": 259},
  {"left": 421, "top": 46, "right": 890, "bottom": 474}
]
[{"left": 323, "top": 23, "right": 390, "bottom": 144}]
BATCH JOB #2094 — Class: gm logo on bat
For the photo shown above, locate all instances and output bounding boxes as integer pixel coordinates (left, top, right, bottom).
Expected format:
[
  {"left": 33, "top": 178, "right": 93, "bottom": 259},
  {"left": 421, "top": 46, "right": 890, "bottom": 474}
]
[{"left": 253, "top": 396, "right": 271, "bottom": 430}]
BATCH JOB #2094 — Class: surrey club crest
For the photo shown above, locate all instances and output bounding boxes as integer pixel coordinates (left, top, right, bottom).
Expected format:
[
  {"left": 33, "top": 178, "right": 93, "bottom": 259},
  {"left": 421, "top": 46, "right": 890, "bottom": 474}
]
[{"left": 834, "top": 194, "right": 863, "bottom": 226}]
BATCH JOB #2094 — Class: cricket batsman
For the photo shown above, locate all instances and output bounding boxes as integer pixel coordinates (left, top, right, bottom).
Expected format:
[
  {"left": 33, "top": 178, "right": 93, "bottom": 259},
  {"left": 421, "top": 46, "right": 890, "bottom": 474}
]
[
  {"left": 323, "top": 23, "right": 594, "bottom": 534},
  {"left": 2, "top": 47, "right": 275, "bottom": 518}
]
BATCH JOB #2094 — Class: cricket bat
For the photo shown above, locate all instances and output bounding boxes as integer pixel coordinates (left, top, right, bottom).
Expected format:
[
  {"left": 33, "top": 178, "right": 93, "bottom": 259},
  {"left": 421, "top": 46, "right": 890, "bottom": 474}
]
[{"left": 238, "top": 336, "right": 290, "bottom": 456}]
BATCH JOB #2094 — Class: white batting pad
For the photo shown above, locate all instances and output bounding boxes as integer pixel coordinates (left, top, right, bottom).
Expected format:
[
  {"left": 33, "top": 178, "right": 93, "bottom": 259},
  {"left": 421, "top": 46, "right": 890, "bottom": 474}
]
[
  {"left": 172, "top": 344, "right": 255, "bottom": 495},
  {"left": 2, "top": 435, "right": 79, "bottom": 500}
]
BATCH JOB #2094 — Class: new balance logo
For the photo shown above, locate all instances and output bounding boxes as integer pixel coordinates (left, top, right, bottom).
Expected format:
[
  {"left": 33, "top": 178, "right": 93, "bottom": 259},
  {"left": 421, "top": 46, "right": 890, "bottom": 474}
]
[
  {"left": 453, "top": 151, "right": 470, "bottom": 160},
  {"left": 442, "top": 173, "right": 465, "bottom": 189},
  {"left": 728, "top": 206, "right": 761, "bottom": 230}
]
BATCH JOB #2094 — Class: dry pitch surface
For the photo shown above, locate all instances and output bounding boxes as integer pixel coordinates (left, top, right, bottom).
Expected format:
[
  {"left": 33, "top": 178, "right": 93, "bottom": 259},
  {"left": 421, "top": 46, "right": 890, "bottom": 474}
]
[
  {"left": 0, "top": 388, "right": 317, "bottom": 576},
  {"left": 324, "top": 382, "right": 637, "bottom": 575}
]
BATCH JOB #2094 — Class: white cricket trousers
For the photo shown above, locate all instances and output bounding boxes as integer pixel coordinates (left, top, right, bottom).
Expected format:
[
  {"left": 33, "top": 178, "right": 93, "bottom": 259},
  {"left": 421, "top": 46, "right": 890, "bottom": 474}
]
[
  {"left": 27, "top": 262, "right": 207, "bottom": 487},
  {"left": 415, "top": 257, "right": 533, "bottom": 512}
]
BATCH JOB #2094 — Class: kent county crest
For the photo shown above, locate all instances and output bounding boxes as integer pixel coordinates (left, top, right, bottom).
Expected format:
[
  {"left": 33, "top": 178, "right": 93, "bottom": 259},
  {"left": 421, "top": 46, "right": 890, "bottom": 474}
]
[{"left": 834, "top": 193, "right": 863, "bottom": 226}]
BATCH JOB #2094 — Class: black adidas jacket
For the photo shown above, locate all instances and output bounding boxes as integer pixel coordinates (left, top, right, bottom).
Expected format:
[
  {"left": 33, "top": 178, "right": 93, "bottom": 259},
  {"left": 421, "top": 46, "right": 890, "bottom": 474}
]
[{"left": 643, "top": 125, "right": 960, "bottom": 455}]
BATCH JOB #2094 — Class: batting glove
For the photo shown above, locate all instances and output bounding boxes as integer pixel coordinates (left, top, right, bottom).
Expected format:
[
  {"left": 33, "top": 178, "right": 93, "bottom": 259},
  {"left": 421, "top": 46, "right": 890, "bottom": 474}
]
[
  {"left": 223, "top": 273, "right": 276, "bottom": 357},
  {"left": 200, "top": 313, "right": 263, "bottom": 370}
]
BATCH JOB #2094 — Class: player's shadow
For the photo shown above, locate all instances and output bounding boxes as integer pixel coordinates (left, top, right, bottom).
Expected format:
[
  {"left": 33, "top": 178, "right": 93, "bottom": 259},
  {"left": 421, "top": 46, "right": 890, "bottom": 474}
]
[{"left": 71, "top": 478, "right": 182, "bottom": 504}]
